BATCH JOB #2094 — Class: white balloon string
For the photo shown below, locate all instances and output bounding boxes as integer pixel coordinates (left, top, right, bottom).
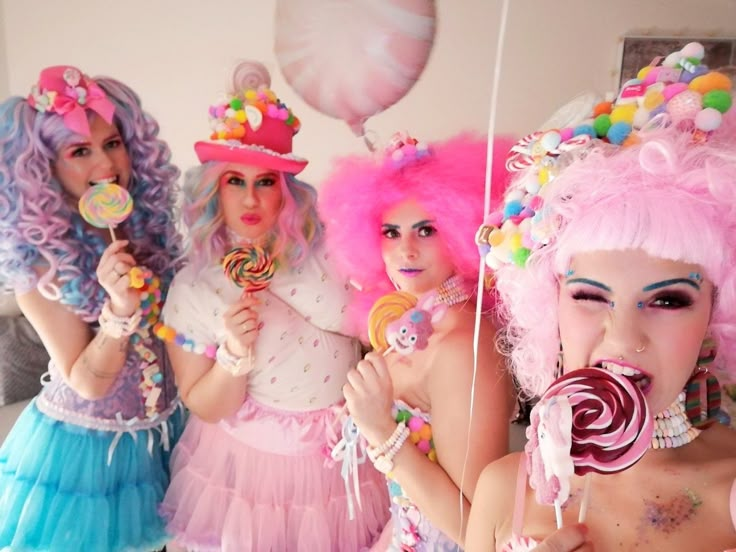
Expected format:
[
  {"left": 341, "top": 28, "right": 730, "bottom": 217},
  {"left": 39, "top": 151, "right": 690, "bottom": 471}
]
[{"left": 459, "top": 0, "right": 510, "bottom": 540}]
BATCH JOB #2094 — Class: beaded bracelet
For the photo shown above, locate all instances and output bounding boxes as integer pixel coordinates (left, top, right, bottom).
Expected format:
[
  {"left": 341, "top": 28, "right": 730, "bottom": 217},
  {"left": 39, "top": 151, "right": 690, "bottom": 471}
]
[
  {"left": 98, "top": 299, "right": 143, "bottom": 339},
  {"left": 369, "top": 425, "right": 410, "bottom": 475},
  {"left": 367, "top": 422, "right": 407, "bottom": 461},
  {"left": 215, "top": 342, "right": 253, "bottom": 377}
]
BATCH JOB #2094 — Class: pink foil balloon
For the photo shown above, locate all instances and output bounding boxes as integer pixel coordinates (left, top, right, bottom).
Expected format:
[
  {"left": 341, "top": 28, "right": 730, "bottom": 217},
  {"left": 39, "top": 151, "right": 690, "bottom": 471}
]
[{"left": 274, "top": 0, "right": 436, "bottom": 136}]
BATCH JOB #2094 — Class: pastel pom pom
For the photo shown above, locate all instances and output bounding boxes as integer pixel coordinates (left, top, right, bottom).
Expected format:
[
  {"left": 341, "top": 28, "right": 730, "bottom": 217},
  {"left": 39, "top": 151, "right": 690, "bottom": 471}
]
[
  {"left": 408, "top": 417, "right": 425, "bottom": 432},
  {"left": 607, "top": 122, "right": 632, "bottom": 145},
  {"left": 689, "top": 72, "right": 732, "bottom": 95},
  {"left": 703, "top": 89, "right": 733, "bottom": 113},
  {"left": 592, "top": 101, "right": 613, "bottom": 117},
  {"left": 694, "top": 107, "right": 722, "bottom": 131},
  {"left": 417, "top": 439, "right": 432, "bottom": 454},
  {"left": 559, "top": 127, "right": 574, "bottom": 142},
  {"left": 681, "top": 41, "right": 705, "bottom": 60},
  {"left": 539, "top": 130, "right": 561, "bottom": 152},
  {"left": 573, "top": 124, "right": 595, "bottom": 138},
  {"left": 610, "top": 104, "right": 636, "bottom": 125},
  {"left": 662, "top": 82, "right": 688, "bottom": 101},
  {"left": 593, "top": 114, "right": 612, "bottom": 138}
]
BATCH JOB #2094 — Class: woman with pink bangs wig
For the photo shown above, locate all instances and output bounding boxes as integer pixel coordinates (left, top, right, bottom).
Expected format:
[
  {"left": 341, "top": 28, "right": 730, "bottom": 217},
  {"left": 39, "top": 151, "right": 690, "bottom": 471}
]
[
  {"left": 465, "top": 115, "right": 736, "bottom": 549},
  {"left": 157, "top": 61, "right": 387, "bottom": 552},
  {"left": 319, "top": 132, "right": 517, "bottom": 550}
]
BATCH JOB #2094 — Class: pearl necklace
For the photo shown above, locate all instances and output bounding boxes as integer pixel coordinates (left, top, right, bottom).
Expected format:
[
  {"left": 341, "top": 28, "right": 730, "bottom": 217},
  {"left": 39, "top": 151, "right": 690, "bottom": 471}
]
[{"left": 650, "top": 391, "right": 701, "bottom": 449}]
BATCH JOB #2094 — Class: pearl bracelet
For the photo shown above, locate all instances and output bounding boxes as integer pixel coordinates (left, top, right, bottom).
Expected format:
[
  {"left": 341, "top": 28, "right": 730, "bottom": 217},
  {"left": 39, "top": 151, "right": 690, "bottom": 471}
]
[
  {"left": 98, "top": 299, "right": 142, "bottom": 339},
  {"left": 367, "top": 423, "right": 410, "bottom": 475},
  {"left": 215, "top": 342, "right": 253, "bottom": 377}
]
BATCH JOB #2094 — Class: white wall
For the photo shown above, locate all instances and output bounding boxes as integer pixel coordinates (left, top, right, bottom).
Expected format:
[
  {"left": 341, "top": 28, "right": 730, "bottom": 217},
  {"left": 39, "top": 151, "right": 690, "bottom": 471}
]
[
  {"left": 0, "top": 1, "right": 8, "bottom": 99},
  {"left": 1, "top": 0, "right": 735, "bottom": 184}
]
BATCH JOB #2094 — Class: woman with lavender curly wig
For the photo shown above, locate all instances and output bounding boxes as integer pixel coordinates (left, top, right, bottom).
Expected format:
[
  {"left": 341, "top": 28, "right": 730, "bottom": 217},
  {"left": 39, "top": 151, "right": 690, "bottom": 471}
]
[
  {"left": 319, "top": 132, "right": 516, "bottom": 550},
  {"left": 0, "top": 65, "right": 183, "bottom": 551}
]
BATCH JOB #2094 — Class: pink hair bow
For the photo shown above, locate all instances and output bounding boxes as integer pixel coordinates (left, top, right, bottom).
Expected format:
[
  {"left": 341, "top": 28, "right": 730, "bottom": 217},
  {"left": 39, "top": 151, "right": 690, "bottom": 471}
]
[{"left": 27, "top": 65, "right": 116, "bottom": 137}]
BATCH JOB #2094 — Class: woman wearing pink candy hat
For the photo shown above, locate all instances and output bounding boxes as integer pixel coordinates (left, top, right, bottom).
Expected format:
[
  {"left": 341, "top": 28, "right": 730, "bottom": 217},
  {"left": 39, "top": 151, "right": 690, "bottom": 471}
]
[
  {"left": 158, "top": 61, "right": 387, "bottom": 552},
  {"left": 0, "top": 65, "right": 183, "bottom": 551}
]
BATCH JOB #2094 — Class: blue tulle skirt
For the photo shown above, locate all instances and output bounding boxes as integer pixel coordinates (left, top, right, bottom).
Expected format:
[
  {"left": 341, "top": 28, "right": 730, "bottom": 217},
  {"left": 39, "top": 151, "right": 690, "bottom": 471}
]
[{"left": 0, "top": 399, "right": 185, "bottom": 552}]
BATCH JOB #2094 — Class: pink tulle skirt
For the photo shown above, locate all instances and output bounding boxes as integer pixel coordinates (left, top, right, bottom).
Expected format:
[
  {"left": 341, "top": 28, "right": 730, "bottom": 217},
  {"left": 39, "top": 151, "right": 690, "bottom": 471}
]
[{"left": 161, "top": 398, "right": 389, "bottom": 552}]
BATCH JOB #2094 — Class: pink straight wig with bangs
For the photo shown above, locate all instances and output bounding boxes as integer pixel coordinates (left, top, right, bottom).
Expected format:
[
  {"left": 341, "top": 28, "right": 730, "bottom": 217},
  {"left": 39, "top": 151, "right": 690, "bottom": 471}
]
[
  {"left": 494, "top": 124, "right": 736, "bottom": 398},
  {"left": 319, "top": 132, "right": 515, "bottom": 339}
]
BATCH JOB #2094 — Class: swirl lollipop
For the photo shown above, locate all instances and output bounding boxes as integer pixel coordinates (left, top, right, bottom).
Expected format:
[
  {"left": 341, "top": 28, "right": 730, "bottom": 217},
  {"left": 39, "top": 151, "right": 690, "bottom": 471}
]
[
  {"left": 222, "top": 245, "right": 276, "bottom": 294},
  {"left": 525, "top": 367, "right": 653, "bottom": 527},
  {"left": 221, "top": 245, "right": 276, "bottom": 369},
  {"left": 78, "top": 183, "right": 133, "bottom": 240}
]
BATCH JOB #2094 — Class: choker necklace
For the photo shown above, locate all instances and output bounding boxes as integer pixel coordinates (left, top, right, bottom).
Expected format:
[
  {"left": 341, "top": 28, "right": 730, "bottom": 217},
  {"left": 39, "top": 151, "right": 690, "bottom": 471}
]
[
  {"left": 650, "top": 391, "right": 701, "bottom": 449},
  {"left": 436, "top": 274, "right": 471, "bottom": 306}
]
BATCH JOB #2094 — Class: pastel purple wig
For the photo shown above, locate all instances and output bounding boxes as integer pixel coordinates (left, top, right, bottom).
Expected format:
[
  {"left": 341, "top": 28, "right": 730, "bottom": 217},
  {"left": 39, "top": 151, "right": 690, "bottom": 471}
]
[
  {"left": 0, "top": 74, "right": 182, "bottom": 321},
  {"left": 319, "top": 132, "right": 515, "bottom": 339},
  {"left": 494, "top": 122, "right": 736, "bottom": 398}
]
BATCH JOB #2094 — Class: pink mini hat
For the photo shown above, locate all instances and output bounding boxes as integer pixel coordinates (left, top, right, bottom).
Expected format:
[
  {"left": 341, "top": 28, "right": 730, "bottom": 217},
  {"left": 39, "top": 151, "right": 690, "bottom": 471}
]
[
  {"left": 27, "top": 65, "right": 116, "bottom": 137},
  {"left": 194, "top": 61, "right": 308, "bottom": 174}
]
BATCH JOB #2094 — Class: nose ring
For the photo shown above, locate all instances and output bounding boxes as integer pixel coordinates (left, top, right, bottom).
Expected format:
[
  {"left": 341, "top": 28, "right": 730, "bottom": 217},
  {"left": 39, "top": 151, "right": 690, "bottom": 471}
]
[{"left": 635, "top": 344, "right": 646, "bottom": 353}]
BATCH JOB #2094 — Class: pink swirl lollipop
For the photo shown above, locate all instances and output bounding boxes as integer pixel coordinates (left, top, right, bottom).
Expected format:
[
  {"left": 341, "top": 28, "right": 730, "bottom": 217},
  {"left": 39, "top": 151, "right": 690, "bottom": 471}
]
[
  {"left": 525, "top": 367, "right": 654, "bottom": 525},
  {"left": 78, "top": 183, "right": 133, "bottom": 231}
]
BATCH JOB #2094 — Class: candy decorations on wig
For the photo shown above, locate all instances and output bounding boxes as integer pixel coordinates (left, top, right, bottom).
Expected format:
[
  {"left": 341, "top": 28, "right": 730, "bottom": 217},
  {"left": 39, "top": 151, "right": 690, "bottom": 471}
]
[{"left": 477, "top": 41, "right": 734, "bottom": 271}]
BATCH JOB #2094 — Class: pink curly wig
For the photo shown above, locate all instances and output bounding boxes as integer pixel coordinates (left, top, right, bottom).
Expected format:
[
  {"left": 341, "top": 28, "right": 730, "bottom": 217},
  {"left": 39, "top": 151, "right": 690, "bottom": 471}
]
[
  {"left": 319, "top": 132, "right": 515, "bottom": 339},
  {"left": 495, "top": 120, "right": 736, "bottom": 398}
]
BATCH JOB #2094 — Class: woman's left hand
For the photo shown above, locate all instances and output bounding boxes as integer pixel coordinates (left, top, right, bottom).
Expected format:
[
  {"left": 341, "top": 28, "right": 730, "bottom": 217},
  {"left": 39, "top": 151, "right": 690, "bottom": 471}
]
[{"left": 343, "top": 351, "right": 397, "bottom": 447}]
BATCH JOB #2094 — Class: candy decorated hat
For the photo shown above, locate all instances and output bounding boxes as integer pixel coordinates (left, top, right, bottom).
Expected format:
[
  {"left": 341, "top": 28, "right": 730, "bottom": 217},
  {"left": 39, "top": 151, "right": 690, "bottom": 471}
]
[
  {"left": 194, "top": 61, "right": 307, "bottom": 174},
  {"left": 27, "top": 65, "right": 116, "bottom": 137},
  {"left": 477, "top": 41, "right": 734, "bottom": 270}
]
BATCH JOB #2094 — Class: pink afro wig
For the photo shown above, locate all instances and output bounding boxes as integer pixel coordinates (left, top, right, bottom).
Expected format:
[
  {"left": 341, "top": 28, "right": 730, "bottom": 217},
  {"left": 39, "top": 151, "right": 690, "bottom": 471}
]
[
  {"left": 319, "top": 132, "right": 515, "bottom": 339},
  {"left": 495, "top": 117, "right": 736, "bottom": 398}
]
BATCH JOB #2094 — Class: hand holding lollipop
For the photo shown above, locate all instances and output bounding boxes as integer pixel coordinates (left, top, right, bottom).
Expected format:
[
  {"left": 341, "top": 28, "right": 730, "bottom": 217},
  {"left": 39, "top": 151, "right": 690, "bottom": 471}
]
[
  {"left": 525, "top": 367, "right": 654, "bottom": 528},
  {"left": 78, "top": 182, "right": 133, "bottom": 241},
  {"left": 221, "top": 245, "right": 276, "bottom": 367}
]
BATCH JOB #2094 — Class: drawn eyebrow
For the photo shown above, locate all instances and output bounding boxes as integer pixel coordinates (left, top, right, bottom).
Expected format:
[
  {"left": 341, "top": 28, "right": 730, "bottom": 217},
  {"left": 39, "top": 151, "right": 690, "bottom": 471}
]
[
  {"left": 565, "top": 278, "right": 612, "bottom": 292},
  {"left": 642, "top": 278, "right": 700, "bottom": 292}
]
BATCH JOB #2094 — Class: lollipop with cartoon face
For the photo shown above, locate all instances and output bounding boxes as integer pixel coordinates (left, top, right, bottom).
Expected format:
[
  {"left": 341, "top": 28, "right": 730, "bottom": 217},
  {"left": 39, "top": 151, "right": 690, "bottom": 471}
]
[{"left": 368, "top": 291, "right": 447, "bottom": 356}]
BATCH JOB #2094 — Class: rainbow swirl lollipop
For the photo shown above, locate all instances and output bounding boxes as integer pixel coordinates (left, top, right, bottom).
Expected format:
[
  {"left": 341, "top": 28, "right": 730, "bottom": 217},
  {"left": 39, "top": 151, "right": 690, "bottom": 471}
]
[
  {"left": 78, "top": 183, "right": 133, "bottom": 229},
  {"left": 222, "top": 245, "right": 276, "bottom": 293}
]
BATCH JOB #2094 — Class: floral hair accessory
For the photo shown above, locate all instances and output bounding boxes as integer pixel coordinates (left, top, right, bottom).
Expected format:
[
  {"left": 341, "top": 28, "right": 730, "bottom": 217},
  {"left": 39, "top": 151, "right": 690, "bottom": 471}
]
[
  {"left": 194, "top": 61, "right": 307, "bottom": 174},
  {"left": 382, "top": 131, "right": 431, "bottom": 169},
  {"left": 477, "top": 41, "right": 733, "bottom": 270},
  {"left": 27, "top": 65, "right": 116, "bottom": 137}
]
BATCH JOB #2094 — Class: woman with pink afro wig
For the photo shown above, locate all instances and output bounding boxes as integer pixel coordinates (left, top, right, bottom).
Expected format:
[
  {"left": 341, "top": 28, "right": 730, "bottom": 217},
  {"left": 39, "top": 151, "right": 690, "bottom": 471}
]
[
  {"left": 466, "top": 117, "right": 736, "bottom": 550},
  {"left": 319, "top": 132, "right": 517, "bottom": 550}
]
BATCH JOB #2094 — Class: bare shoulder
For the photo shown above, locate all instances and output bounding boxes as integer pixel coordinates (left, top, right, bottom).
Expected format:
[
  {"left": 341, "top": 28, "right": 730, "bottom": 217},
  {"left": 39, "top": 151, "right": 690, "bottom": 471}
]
[{"left": 474, "top": 452, "right": 524, "bottom": 518}]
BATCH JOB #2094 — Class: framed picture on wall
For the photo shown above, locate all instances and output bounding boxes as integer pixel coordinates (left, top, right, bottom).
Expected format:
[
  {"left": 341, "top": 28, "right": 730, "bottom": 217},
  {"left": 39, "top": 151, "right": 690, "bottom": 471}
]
[{"left": 618, "top": 36, "right": 736, "bottom": 86}]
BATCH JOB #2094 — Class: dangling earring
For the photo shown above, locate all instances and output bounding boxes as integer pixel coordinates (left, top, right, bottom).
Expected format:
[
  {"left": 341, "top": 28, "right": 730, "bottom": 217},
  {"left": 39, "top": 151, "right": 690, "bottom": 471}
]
[
  {"left": 555, "top": 346, "right": 564, "bottom": 380},
  {"left": 685, "top": 337, "right": 722, "bottom": 429}
]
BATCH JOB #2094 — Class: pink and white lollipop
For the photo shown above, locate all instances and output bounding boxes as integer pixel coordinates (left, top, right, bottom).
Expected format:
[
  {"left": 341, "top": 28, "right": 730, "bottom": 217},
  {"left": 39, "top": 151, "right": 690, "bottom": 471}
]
[{"left": 525, "top": 367, "right": 654, "bottom": 526}]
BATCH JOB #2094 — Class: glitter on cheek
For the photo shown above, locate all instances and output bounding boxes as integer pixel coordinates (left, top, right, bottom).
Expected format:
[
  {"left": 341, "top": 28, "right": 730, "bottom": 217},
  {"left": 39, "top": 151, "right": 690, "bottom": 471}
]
[{"left": 642, "top": 489, "right": 702, "bottom": 534}]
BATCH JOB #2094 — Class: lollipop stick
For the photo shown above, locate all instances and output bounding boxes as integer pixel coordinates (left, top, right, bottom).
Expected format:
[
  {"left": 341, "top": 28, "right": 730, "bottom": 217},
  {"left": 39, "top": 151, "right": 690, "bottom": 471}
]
[
  {"left": 578, "top": 472, "right": 592, "bottom": 523},
  {"left": 108, "top": 225, "right": 117, "bottom": 242},
  {"left": 554, "top": 498, "right": 563, "bottom": 529},
  {"left": 381, "top": 345, "right": 394, "bottom": 357}
]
